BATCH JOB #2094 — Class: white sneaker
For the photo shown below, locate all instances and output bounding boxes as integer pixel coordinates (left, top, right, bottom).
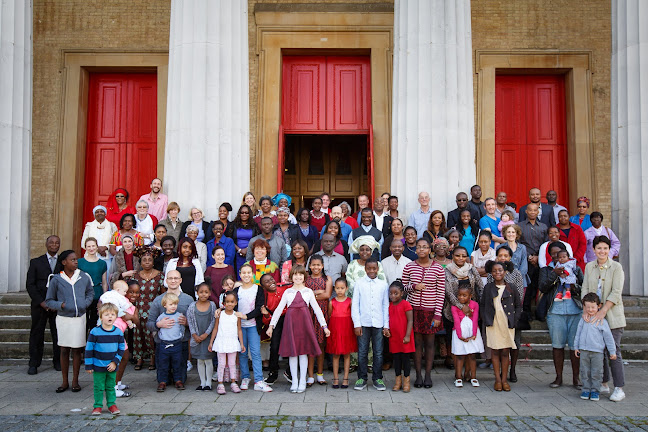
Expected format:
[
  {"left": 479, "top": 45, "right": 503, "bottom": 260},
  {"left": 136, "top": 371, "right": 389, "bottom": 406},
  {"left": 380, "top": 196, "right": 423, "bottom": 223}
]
[
  {"left": 254, "top": 381, "right": 273, "bottom": 392},
  {"left": 454, "top": 379, "right": 463, "bottom": 388},
  {"left": 610, "top": 387, "right": 626, "bottom": 402},
  {"left": 212, "top": 371, "right": 219, "bottom": 381},
  {"left": 240, "top": 378, "right": 250, "bottom": 390},
  {"left": 599, "top": 383, "right": 610, "bottom": 394},
  {"left": 470, "top": 379, "right": 480, "bottom": 387},
  {"left": 117, "top": 382, "right": 129, "bottom": 390},
  {"left": 186, "top": 360, "right": 193, "bottom": 372}
]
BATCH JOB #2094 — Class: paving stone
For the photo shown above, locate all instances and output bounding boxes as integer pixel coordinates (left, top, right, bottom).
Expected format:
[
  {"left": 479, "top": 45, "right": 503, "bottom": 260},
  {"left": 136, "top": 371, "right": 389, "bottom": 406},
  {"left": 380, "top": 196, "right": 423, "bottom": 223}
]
[
  {"left": 325, "top": 402, "right": 372, "bottom": 416},
  {"left": 230, "top": 402, "right": 281, "bottom": 416},
  {"left": 279, "top": 402, "right": 326, "bottom": 416}
]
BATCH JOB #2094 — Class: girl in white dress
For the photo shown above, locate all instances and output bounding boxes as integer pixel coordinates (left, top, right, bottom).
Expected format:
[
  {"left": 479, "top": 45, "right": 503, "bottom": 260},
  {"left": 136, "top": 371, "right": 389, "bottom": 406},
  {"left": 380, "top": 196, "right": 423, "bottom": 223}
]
[{"left": 209, "top": 292, "right": 245, "bottom": 394}]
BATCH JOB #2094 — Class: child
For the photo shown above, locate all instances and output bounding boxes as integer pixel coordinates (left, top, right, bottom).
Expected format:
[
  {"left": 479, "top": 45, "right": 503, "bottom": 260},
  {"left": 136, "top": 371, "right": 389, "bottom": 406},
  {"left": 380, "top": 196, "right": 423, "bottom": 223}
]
[
  {"left": 388, "top": 280, "right": 415, "bottom": 392},
  {"left": 209, "top": 292, "right": 246, "bottom": 394},
  {"left": 85, "top": 303, "right": 125, "bottom": 415},
  {"left": 211, "top": 274, "right": 238, "bottom": 383},
  {"left": 451, "top": 284, "right": 484, "bottom": 388},
  {"left": 574, "top": 293, "right": 617, "bottom": 401},
  {"left": 351, "top": 258, "right": 390, "bottom": 391},
  {"left": 326, "top": 278, "right": 357, "bottom": 389},
  {"left": 218, "top": 274, "right": 236, "bottom": 308},
  {"left": 551, "top": 249, "right": 578, "bottom": 301},
  {"left": 306, "top": 255, "right": 332, "bottom": 386},
  {"left": 471, "top": 232, "right": 496, "bottom": 285},
  {"left": 497, "top": 210, "right": 515, "bottom": 233},
  {"left": 480, "top": 261, "right": 521, "bottom": 392},
  {"left": 99, "top": 280, "right": 136, "bottom": 329},
  {"left": 445, "top": 229, "right": 461, "bottom": 257},
  {"left": 259, "top": 273, "right": 289, "bottom": 385},
  {"left": 155, "top": 292, "right": 185, "bottom": 392},
  {"left": 187, "top": 282, "right": 217, "bottom": 391},
  {"left": 267, "top": 265, "right": 330, "bottom": 393}
]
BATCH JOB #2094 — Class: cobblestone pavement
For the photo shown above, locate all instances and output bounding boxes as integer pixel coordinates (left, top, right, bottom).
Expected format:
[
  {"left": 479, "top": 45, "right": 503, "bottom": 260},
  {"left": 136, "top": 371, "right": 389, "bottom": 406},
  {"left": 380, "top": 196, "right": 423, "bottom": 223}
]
[{"left": 2, "top": 415, "right": 648, "bottom": 431}]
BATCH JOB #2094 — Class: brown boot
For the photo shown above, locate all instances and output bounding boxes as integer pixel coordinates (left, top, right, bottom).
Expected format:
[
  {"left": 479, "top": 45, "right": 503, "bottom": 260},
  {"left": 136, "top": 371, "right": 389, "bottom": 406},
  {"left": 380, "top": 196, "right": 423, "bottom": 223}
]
[
  {"left": 402, "top": 376, "right": 411, "bottom": 393},
  {"left": 392, "top": 375, "right": 402, "bottom": 391}
]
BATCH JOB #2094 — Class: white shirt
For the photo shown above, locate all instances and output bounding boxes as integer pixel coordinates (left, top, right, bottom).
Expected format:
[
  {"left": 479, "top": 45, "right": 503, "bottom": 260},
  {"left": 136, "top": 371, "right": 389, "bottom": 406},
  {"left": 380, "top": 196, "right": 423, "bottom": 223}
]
[
  {"left": 269, "top": 287, "right": 327, "bottom": 328},
  {"left": 538, "top": 241, "right": 574, "bottom": 268},
  {"left": 373, "top": 211, "right": 386, "bottom": 232},
  {"left": 381, "top": 255, "right": 412, "bottom": 286},
  {"left": 351, "top": 275, "right": 390, "bottom": 329},
  {"left": 135, "top": 214, "right": 155, "bottom": 245},
  {"left": 551, "top": 204, "right": 568, "bottom": 223},
  {"left": 237, "top": 285, "right": 258, "bottom": 328},
  {"left": 81, "top": 219, "right": 117, "bottom": 249},
  {"left": 195, "top": 241, "right": 207, "bottom": 272}
]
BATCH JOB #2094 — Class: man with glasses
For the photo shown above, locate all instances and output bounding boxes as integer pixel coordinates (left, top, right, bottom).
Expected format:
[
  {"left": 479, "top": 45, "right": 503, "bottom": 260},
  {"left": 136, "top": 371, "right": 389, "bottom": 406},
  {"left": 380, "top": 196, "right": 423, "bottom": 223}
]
[{"left": 447, "top": 192, "right": 479, "bottom": 228}]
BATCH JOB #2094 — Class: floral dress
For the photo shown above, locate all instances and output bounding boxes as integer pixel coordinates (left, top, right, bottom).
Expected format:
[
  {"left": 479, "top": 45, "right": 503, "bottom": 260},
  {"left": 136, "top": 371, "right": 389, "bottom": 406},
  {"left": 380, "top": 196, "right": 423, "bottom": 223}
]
[
  {"left": 306, "top": 275, "right": 329, "bottom": 344},
  {"left": 131, "top": 271, "right": 164, "bottom": 361}
]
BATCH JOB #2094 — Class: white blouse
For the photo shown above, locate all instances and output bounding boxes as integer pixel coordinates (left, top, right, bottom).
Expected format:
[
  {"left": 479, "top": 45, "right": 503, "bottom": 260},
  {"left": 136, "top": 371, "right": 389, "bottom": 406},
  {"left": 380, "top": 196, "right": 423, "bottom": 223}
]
[
  {"left": 81, "top": 220, "right": 117, "bottom": 248},
  {"left": 136, "top": 214, "right": 155, "bottom": 245},
  {"left": 164, "top": 257, "right": 205, "bottom": 288},
  {"left": 269, "top": 287, "right": 327, "bottom": 328}
]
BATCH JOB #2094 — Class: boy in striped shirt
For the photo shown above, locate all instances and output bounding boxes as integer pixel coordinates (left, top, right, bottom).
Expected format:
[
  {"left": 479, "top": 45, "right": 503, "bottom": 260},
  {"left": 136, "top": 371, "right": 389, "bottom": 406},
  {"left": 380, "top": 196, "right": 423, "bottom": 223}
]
[{"left": 85, "top": 303, "right": 126, "bottom": 415}]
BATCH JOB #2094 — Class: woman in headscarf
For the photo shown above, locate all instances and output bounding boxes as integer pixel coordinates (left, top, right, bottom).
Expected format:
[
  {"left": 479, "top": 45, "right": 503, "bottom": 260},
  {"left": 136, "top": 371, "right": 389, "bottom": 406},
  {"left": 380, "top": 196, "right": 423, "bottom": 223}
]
[
  {"left": 272, "top": 193, "right": 297, "bottom": 224},
  {"left": 345, "top": 236, "right": 386, "bottom": 298},
  {"left": 108, "top": 213, "right": 144, "bottom": 256},
  {"left": 569, "top": 196, "right": 592, "bottom": 232},
  {"left": 273, "top": 206, "right": 300, "bottom": 259},
  {"left": 106, "top": 188, "right": 136, "bottom": 225},
  {"left": 81, "top": 205, "right": 117, "bottom": 268},
  {"left": 109, "top": 234, "right": 141, "bottom": 285}
]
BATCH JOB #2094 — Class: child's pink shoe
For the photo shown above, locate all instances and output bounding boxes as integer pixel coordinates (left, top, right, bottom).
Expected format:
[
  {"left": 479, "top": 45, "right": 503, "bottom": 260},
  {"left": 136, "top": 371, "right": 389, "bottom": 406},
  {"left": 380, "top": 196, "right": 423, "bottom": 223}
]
[
  {"left": 217, "top": 383, "right": 226, "bottom": 394},
  {"left": 230, "top": 382, "right": 241, "bottom": 393}
]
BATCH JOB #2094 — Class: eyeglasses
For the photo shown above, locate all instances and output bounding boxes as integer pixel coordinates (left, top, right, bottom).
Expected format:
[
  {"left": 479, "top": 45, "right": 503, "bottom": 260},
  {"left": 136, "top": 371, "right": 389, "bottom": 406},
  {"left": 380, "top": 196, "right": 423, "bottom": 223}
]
[
  {"left": 115, "top": 195, "right": 125, "bottom": 198},
  {"left": 167, "top": 277, "right": 181, "bottom": 281}
]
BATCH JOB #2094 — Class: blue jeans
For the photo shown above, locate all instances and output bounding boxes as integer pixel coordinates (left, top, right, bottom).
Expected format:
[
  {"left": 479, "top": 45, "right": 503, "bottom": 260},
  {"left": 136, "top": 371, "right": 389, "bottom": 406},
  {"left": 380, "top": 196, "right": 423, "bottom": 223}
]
[
  {"left": 156, "top": 339, "right": 184, "bottom": 384},
  {"left": 357, "top": 326, "right": 383, "bottom": 382},
  {"left": 240, "top": 326, "right": 263, "bottom": 383}
]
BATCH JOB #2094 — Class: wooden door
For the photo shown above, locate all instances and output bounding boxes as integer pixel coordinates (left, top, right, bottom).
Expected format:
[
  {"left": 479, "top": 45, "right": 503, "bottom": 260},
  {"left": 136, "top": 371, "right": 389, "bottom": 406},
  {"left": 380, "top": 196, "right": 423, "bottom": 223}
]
[
  {"left": 495, "top": 75, "right": 568, "bottom": 209},
  {"left": 281, "top": 57, "right": 327, "bottom": 131},
  {"left": 83, "top": 73, "right": 157, "bottom": 223}
]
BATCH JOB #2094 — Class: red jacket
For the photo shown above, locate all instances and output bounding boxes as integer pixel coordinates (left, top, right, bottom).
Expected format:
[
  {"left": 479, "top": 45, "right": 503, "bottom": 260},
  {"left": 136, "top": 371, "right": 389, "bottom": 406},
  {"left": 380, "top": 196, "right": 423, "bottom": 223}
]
[{"left": 558, "top": 223, "right": 586, "bottom": 271}]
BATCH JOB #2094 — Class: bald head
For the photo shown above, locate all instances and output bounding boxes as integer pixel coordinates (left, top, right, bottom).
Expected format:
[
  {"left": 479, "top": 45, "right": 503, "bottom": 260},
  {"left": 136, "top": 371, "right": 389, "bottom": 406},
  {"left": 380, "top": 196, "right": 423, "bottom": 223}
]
[
  {"left": 166, "top": 269, "right": 182, "bottom": 290},
  {"left": 330, "top": 206, "right": 343, "bottom": 221}
]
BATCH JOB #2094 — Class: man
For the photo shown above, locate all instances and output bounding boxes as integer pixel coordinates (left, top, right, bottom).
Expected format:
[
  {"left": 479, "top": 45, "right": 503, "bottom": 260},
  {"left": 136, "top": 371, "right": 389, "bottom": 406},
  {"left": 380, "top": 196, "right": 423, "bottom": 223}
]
[
  {"left": 518, "top": 203, "right": 549, "bottom": 325},
  {"left": 348, "top": 208, "right": 384, "bottom": 260},
  {"left": 546, "top": 190, "right": 567, "bottom": 223},
  {"left": 408, "top": 191, "right": 432, "bottom": 239},
  {"left": 147, "top": 270, "right": 193, "bottom": 385},
  {"left": 381, "top": 238, "right": 412, "bottom": 286},
  {"left": 467, "top": 185, "right": 486, "bottom": 220},
  {"left": 313, "top": 233, "right": 348, "bottom": 281},
  {"left": 321, "top": 205, "right": 352, "bottom": 242},
  {"left": 320, "top": 192, "right": 332, "bottom": 215},
  {"left": 139, "top": 178, "right": 168, "bottom": 221},
  {"left": 519, "top": 188, "right": 556, "bottom": 227},
  {"left": 246, "top": 217, "right": 287, "bottom": 267},
  {"left": 351, "top": 194, "right": 371, "bottom": 225},
  {"left": 372, "top": 196, "right": 394, "bottom": 238},
  {"left": 206, "top": 221, "right": 236, "bottom": 267},
  {"left": 26, "top": 235, "right": 61, "bottom": 375},
  {"left": 447, "top": 192, "right": 479, "bottom": 228},
  {"left": 494, "top": 191, "right": 518, "bottom": 221}
]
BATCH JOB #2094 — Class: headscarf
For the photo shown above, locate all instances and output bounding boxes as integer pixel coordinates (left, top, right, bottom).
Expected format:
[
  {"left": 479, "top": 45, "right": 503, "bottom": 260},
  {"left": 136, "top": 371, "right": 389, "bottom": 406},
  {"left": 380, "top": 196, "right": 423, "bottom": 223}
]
[
  {"left": 92, "top": 205, "right": 108, "bottom": 217},
  {"left": 133, "top": 245, "right": 161, "bottom": 259},
  {"left": 576, "top": 196, "right": 590, "bottom": 208},
  {"left": 272, "top": 193, "right": 292, "bottom": 207},
  {"left": 107, "top": 188, "right": 128, "bottom": 213},
  {"left": 350, "top": 236, "right": 380, "bottom": 254},
  {"left": 276, "top": 206, "right": 291, "bottom": 215},
  {"left": 121, "top": 234, "right": 135, "bottom": 249}
]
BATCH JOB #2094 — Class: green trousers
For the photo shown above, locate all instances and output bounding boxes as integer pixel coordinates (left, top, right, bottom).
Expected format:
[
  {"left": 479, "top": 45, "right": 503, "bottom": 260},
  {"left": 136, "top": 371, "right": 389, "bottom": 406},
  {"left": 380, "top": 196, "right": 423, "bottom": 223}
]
[{"left": 93, "top": 370, "right": 117, "bottom": 408}]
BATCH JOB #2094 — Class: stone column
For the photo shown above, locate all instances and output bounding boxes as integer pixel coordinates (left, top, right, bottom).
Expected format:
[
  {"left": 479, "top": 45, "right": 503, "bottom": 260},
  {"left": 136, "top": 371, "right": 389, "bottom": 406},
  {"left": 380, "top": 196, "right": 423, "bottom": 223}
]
[
  {"left": 611, "top": 0, "right": 648, "bottom": 295},
  {"left": 0, "top": 1, "right": 32, "bottom": 293},
  {"left": 391, "top": 0, "right": 476, "bottom": 218},
  {"left": 164, "top": 0, "right": 250, "bottom": 219}
]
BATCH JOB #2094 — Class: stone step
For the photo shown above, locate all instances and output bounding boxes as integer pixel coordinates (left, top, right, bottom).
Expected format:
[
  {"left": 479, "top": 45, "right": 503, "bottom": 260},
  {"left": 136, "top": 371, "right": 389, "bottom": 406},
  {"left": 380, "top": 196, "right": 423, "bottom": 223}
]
[
  {"left": 519, "top": 343, "right": 648, "bottom": 360},
  {"left": 0, "top": 329, "right": 53, "bottom": 343},
  {"left": 0, "top": 316, "right": 33, "bottom": 329},
  {"left": 0, "top": 293, "right": 31, "bottom": 305},
  {"left": 0, "top": 342, "right": 53, "bottom": 359},
  {"left": 521, "top": 329, "right": 648, "bottom": 345},
  {"left": 620, "top": 296, "right": 648, "bottom": 308},
  {"left": 0, "top": 304, "right": 31, "bottom": 316},
  {"left": 531, "top": 317, "right": 648, "bottom": 331}
]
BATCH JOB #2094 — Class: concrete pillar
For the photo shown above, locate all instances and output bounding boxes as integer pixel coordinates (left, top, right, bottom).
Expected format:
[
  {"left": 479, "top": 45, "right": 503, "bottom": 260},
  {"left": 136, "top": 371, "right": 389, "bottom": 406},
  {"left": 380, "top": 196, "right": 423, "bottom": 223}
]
[
  {"left": 164, "top": 0, "right": 250, "bottom": 219},
  {"left": 611, "top": 0, "right": 648, "bottom": 295},
  {"left": 391, "top": 0, "right": 475, "bottom": 218},
  {"left": 0, "top": 1, "right": 32, "bottom": 293}
]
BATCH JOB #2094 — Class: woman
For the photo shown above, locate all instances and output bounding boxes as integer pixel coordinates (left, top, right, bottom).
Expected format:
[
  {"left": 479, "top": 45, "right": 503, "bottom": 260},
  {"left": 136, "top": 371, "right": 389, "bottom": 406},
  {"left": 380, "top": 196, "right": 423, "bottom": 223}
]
[
  {"left": 273, "top": 206, "right": 300, "bottom": 259},
  {"left": 309, "top": 196, "right": 330, "bottom": 233},
  {"left": 132, "top": 247, "right": 164, "bottom": 370},
  {"left": 280, "top": 239, "right": 309, "bottom": 285},
  {"left": 109, "top": 234, "right": 141, "bottom": 285},
  {"left": 381, "top": 217, "right": 405, "bottom": 260},
  {"left": 581, "top": 236, "right": 626, "bottom": 402},
  {"left": 479, "top": 198, "right": 505, "bottom": 246},
  {"left": 314, "top": 220, "right": 349, "bottom": 261},
  {"left": 245, "top": 239, "right": 280, "bottom": 284},
  {"left": 539, "top": 226, "right": 574, "bottom": 268},
  {"left": 205, "top": 245, "right": 236, "bottom": 302},
  {"left": 295, "top": 208, "right": 319, "bottom": 254},
  {"left": 500, "top": 224, "right": 529, "bottom": 286},
  {"left": 432, "top": 237, "right": 452, "bottom": 369},
  {"left": 584, "top": 212, "right": 621, "bottom": 263},
  {"left": 185, "top": 224, "right": 207, "bottom": 272},
  {"left": 78, "top": 237, "right": 108, "bottom": 332},
  {"left": 346, "top": 237, "right": 386, "bottom": 297},
  {"left": 152, "top": 224, "right": 168, "bottom": 249},
  {"left": 254, "top": 195, "right": 278, "bottom": 228},
  {"left": 154, "top": 235, "right": 177, "bottom": 273},
  {"left": 134, "top": 200, "right": 159, "bottom": 245},
  {"left": 272, "top": 193, "right": 297, "bottom": 224},
  {"left": 456, "top": 209, "right": 479, "bottom": 252},
  {"left": 241, "top": 191, "right": 259, "bottom": 217},
  {"left": 402, "top": 238, "right": 445, "bottom": 388},
  {"left": 180, "top": 207, "right": 212, "bottom": 244},
  {"left": 109, "top": 213, "right": 144, "bottom": 256},
  {"left": 45, "top": 250, "right": 94, "bottom": 393},
  {"left": 432, "top": 238, "right": 451, "bottom": 267},
  {"left": 217, "top": 202, "right": 233, "bottom": 233},
  {"left": 557, "top": 209, "right": 587, "bottom": 271},
  {"left": 539, "top": 242, "right": 583, "bottom": 389},
  {"left": 225, "top": 204, "right": 260, "bottom": 276},
  {"left": 160, "top": 202, "right": 183, "bottom": 242},
  {"left": 339, "top": 201, "right": 359, "bottom": 229},
  {"left": 570, "top": 196, "right": 592, "bottom": 232},
  {"left": 81, "top": 205, "right": 117, "bottom": 268},
  {"left": 423, "top": 210, "right": 447, "bottom": 244},
  {"left": 165, "top": 237, "right": 205, "bottom": 297},
  {"left": 403, "top": 226, "right": 418, "bottom": 261},
  {"left": 106, "top": 188, "right": 136, "bottom": 225},
  {"left": 206, "top": 220, "right": 236, "bottom": 267}
]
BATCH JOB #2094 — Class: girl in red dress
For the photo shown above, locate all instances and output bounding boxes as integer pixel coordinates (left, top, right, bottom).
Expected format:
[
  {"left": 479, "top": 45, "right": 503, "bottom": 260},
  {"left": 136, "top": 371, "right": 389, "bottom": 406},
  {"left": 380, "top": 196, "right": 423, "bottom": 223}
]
[
  {"left": 306, "top": 256, "right": 332, "bottom": 386},
  {"left": 389, "top": 280, "right": 415, "bottom": 392},
  {"left": 326, "top": 278, "right": 357, "bottom": 389}
]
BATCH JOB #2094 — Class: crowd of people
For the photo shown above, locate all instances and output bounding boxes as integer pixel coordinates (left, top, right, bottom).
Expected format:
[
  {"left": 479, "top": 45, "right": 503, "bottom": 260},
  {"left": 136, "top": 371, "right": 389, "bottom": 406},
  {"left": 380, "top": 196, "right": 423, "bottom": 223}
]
[{"left": 25, "top": 178, "right": 628, "bottom": 414}]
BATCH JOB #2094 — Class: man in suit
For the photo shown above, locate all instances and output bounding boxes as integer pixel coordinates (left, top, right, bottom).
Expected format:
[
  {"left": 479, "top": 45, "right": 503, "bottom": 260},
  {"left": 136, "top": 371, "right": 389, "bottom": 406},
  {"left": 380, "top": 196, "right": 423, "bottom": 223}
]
[
  {"left": 26, "top": 235, "right": 61, "bottom": 375},
  {"left": 447, "top": 192, "right": 480, "bottom": 228},
  {"left": 372, "top": 196, "right": 394, "bottom": 239},
  {"left": 519, "top": 188, "right": 557, "bottom": 227}
]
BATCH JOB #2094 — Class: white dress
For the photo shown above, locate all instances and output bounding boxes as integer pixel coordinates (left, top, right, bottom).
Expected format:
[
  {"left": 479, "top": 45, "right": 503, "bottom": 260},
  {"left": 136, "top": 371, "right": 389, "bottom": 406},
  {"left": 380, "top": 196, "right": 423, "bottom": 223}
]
[
  {"left": 451, "top": 316, "right": 485, "bottom": 356},
  {"left": 212, "top": 311, "right": 241, "bottom": 354}
]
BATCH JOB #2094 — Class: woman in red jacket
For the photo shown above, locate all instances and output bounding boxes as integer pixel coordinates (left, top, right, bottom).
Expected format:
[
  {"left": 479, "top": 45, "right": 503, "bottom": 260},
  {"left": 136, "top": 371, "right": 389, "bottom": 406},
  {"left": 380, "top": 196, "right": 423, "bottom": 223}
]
[{"left": 556, "top": 210, "right": 586, "bottom": 271}]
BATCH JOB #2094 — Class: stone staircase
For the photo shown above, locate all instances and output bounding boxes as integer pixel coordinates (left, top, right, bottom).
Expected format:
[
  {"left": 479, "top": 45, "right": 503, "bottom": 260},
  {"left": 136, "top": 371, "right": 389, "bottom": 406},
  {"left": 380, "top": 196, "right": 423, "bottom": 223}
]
[{"left": 0, "top": 292, "right": 647, "bottom": 360}]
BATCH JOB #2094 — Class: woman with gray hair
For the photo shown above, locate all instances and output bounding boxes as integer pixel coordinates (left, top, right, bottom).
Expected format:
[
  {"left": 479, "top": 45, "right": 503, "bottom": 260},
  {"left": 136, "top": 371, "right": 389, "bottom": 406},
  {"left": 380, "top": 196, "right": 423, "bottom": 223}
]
[
  {"left": 135, "top": 199, "right": 158, "bottom": 245},
  {"left": 185, "top": 224, "right": 208, "bottom": 272},
  {"left": 339, "top": 201, "right": 359, "bottom": 229}
]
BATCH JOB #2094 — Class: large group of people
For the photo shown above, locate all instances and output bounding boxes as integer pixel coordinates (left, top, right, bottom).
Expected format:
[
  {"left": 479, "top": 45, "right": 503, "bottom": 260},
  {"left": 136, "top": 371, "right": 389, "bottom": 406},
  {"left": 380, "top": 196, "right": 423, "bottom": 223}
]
[{"left": 26, "top": 178, "right": 628, "bottom": 414}]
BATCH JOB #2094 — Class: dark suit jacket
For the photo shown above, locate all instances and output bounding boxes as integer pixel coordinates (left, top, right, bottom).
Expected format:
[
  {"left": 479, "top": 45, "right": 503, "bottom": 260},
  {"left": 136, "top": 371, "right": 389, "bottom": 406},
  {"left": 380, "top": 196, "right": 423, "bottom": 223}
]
[
  {"left": 447, "top": 206, "right": 480, "bottom": 229},
  {"left": 518, "top": 203, "right": 556, "bottom": 227},
  {"left": 376, "top": 214, "right": 394, "bottom": 238},
  {"left": 26, "top": 255, "right": 55, "bottom": 305}
]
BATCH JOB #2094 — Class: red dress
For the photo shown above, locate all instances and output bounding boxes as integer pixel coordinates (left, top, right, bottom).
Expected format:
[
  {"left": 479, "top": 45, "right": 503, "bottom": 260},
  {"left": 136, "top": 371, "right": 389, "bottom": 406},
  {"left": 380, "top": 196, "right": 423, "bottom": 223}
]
[
  {"left": 326, "top": 297, "right": 357, "bottom": 355},
  {"left": 306, "top": 275, "right": 329, "bottom": 344},
  {"left": 389, "top": 300, "right": 416, "bottom": 353}
]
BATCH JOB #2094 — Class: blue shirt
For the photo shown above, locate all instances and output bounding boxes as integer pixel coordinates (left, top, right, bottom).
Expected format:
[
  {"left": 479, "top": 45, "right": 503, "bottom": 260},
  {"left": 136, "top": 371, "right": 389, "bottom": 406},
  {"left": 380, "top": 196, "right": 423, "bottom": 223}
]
[
  {"left": 573, "top": 317, "right": 616, "bottom": 354},
  {"left": 85, "top": 325, "right": 125, "bottom": 372},
  {"left": 458, "top": 226, "right": 476, "bottom": 251},
  {"left": 570, "top": 214, "right": 592, "bottom": 232},
  {"left": 408, "top": 208, "right": 432, "bottom": 239},
  {"left": 351, "top": 275, "right": 390, "bottom": 329},
  {"left": 479, "top": 215, "right": 501, "bottom": 248},
  {"left": 206, "top": 236, "right": 236, "bottom": 267},
  {"left": 156, "top": 311, "right": 184, "bottom": 341},
  {"left": 320, "top": 220, "right": 352, "bottom": 243},
  {"left": 191, "top": 221, "right": 205, "bottom": 243}
]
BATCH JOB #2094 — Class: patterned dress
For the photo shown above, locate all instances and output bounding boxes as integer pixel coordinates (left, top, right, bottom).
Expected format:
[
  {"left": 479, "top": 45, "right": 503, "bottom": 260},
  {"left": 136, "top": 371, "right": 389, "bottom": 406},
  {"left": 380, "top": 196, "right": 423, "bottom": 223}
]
[
  {"left": 306, "top": 275, "right": 329, "bottom": 344},
  {"left": 131, "top": 271, "right": 164, "bottom": 361}
]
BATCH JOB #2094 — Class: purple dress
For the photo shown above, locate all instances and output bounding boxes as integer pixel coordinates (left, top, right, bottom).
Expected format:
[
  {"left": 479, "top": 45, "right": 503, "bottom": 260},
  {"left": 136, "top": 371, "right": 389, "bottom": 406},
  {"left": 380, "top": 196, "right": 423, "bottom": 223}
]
[
  {"left": 235, "top": 227, "right": 254, "bottom": 277},
  {"left": 279, "top": 291, "right": 321, "bottom": 357}
]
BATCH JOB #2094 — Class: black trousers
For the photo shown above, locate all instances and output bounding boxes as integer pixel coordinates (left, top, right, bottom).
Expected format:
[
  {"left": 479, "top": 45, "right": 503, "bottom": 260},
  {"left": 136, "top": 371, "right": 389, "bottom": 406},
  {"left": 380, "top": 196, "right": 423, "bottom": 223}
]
[
  {"left": 523, "top": 263, "right": 540, "bottom": 319},
  {"left": 393, "top": 352, "right": 411, "bottom": 377},
  {"left": 269, "top": 315, "right": 285, "bottom": 374},
  {"left": 29, "top": 303, "right": 60, "bottom": 368}
]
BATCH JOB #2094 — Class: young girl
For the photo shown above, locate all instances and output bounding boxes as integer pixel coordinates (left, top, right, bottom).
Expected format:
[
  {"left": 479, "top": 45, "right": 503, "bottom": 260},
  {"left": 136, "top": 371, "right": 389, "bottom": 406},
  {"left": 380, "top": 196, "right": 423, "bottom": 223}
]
[
  {"left": 267, "top": 265, "right": 330, "bottom": 393},
  {"left": 480, "top": 261, "right": 521, "bottom": 392},
  {"left": 497, "top": 210, "right": 515, "bottom": 234},
  {"left": 451, "top": 284, "right": 484, "bottom": 388},
  {"left": 209, "top": 292, "right": 245, "bottom": 394},
  {"left": 388, "top": 281, "right": 415, "bottom": 392},
  {"left": 471, "top": 231, "right": 496, "bottom": 285},
  {"left": 326, "top": 278, "right": 357, "bottom": 389},
  {"left": 187, "top": 282, "right": 217, "bottom": 391},
  {"left": 306, "top": 255, "right": 332, "bottom": 386}
]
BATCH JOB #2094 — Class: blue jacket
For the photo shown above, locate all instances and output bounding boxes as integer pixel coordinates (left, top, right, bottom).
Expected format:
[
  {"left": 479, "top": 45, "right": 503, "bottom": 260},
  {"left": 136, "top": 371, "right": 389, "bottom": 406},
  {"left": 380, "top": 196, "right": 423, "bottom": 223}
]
[{"left": 206, "top": 236, "right": 236, "bottom": 267}]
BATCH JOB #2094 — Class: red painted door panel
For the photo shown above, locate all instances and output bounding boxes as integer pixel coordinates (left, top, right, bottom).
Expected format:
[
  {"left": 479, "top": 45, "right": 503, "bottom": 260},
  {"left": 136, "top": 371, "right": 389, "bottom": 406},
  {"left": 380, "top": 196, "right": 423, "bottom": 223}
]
[
  {"left": 282, "top": 57, "right": 326, "bottom": 130},
  {"left": 84, "top": 73, "right": 157, "bottom": 224},
  {"left": 326, "top": 57, "right": 371, "bottom": 130}
]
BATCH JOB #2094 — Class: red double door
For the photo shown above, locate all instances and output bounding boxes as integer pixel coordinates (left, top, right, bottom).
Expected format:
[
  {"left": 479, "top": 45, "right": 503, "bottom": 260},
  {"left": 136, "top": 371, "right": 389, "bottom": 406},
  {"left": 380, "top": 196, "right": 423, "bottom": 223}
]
[
  {"left": 83, "top": 73, "right": 157, "bottom": 223},
  {"left": 495, "top": 75, "right": 568, "bottom": 209}
]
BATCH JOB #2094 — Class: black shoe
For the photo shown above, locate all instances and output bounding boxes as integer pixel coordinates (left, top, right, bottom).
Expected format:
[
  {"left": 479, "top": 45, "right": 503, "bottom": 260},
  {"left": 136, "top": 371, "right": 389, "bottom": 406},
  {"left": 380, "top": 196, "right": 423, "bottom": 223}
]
[
  {"left": 265, "top": 371, "right": 278, "bottom": 385},
  {"left": 28, "top": 366, "right": 37, "bottom": 375},
  {"left": 53, "top": 363, "right": 61, "bottom": 372},
  {"left": 283, "top": 370, "right": 292, "bottom": 383},
  {"left": 195, "top": 386, "right": 203, "bottom": 391}
]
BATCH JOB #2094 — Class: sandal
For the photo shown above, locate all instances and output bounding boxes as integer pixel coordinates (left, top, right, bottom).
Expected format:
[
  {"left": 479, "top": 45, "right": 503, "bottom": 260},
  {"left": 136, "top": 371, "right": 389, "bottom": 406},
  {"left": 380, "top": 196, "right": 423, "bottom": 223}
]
[
  {"left": 71, "top": 385, "right": 82, "bottom": 392},
  {"left": 134, "top": 362, "right": 143, "bottom": 371},
  {"left": 148, "top": 364, "right": 156, "bottom": 371},
  {"left": 341, "top": 379, "right": 349, "bottom": 389},
  {"left": 55, "top": 385, "right": 69, "bottom": 393},
  {"left": 332, "top": 379, "right": 339, "bottom": 389}
]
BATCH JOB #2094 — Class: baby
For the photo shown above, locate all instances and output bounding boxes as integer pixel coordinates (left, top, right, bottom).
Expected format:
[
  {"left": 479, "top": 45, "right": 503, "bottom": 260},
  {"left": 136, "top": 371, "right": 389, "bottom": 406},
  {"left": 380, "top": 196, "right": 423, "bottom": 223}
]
[
  {"left": 497, "top": 210, "right": 515, "bottom": 233},
  {"left": 98, "top": 280, "right": 136, "bottom": 329},
  {"left": 551, "top": 249, "right": 578, "bottom": 301}
]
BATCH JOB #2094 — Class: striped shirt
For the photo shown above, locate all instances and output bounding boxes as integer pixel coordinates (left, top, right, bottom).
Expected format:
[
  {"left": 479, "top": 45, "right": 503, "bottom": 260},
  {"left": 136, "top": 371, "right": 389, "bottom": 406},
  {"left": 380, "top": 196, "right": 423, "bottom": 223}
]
[
  {"left": 402, "top": 261, "right": 445, "bottom": 319},
  {"left": 85, "top": 325, "right": 125, "bottom": 372}
]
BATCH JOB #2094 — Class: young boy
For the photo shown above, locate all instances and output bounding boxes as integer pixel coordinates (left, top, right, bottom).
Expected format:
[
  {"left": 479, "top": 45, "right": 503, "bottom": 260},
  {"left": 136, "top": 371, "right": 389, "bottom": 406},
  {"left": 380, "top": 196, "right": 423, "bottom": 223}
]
[
  {"left": 155, "top": 292, "right": 185, "bottom": 392},
  {"left": 351, "top": 258, "right": 390, "bottom": 391},
  {"left": 551, "top": 249, "right": 578, "bottom": 301},
  {"left": 574, "top": 293, "right": 617, "bottom": 401},
  {"left": 85, "top": 303, "right": 126, "bottom": 415}
]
